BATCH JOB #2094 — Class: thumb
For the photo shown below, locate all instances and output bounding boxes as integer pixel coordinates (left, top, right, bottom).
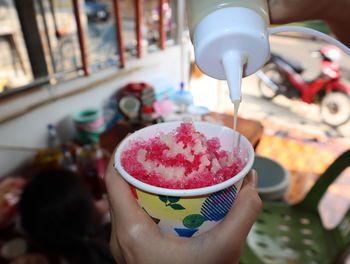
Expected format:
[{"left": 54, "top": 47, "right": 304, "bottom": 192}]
[{"left": 213, "top": 170, "right": 261, "bottom": 246}]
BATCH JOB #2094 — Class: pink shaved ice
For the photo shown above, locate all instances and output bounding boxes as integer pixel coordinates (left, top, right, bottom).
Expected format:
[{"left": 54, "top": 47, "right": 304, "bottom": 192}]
[{"left": 121, "top": 123, "right": 245, "bottom": 189}]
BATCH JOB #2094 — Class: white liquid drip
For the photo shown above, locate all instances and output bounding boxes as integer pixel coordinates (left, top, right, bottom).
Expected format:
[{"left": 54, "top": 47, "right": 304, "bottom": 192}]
[
  {"left": 221, "top": 52, "right": 244, "bottom": 150},
  {"left": 233, "top": 100, "right": 240, "bottom": 131},
  {"left": 233, "top": 100, "right": 241, "bottom": 149}
]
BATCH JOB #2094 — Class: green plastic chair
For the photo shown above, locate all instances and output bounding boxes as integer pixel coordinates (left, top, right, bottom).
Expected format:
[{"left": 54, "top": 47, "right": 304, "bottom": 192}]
[{"left": 240, "top": 150, "right": 350, "bottom": 264}]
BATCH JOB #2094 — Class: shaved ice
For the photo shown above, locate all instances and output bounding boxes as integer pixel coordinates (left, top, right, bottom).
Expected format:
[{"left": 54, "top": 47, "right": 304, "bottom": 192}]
[{"left": 121, "top": 123, "right": 245, "bottom": 189}]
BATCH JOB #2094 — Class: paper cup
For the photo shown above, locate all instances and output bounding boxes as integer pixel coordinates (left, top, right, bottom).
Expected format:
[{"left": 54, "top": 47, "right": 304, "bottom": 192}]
[{"left": 114, "top": 121, "right": 254, "bottom": 237}]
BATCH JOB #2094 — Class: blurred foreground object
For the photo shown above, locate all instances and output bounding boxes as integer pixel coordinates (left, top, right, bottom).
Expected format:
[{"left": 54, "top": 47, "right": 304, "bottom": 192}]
[
  {"left": 0, "top": 178, "right": 26, "bottom": 229},
  {"left": 116, "top": 83, "right": 156, "bottom": 124}
]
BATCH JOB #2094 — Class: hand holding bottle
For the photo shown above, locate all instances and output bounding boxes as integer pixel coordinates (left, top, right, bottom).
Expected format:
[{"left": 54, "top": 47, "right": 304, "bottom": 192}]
[{"left": 268, "top": 0, "right": 350, "bottom": 47}]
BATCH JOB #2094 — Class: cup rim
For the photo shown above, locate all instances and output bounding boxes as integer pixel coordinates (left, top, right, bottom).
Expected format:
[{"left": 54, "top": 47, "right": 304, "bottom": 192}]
[{"left": 114, "top": 121, "right": 255, "bottom": 197}]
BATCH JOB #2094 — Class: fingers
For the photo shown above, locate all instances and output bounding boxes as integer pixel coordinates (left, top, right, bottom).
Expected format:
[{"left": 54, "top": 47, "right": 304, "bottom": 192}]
[
  {"left": 196, "top": 170, "right": 261, "bottom": 262},
  {"left": 210, "top": 170, "right": 261, "bottom": 249},
  {"left": 223, "top": 170, "right": 261, "bottom": 236},
  {"left": 245, "top": 169, "right": 258, "bottom": 189},
  {"left": 104, "top": 145, "right": 161, "bottom": 261}
]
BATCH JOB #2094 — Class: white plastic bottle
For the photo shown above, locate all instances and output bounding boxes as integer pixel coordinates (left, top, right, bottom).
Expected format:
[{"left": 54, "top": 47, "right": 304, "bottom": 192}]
[
  {"left": 187, "top": 0, "right": 270, "bottom": 105},
  {"left": 47, "top": 124, "right": 60, "bottom": 149},
  {"left": 187, "top": 0, "right": 350, "bottom": 122}
]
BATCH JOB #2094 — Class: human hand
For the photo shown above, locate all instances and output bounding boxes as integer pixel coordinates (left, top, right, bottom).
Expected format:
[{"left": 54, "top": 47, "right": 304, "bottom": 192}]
[
  {"left": 268, "top": 0, "right": 329, "bottom": 24},
  {"left": 104, "top": 152, "right": 261, "bottom": 264},
  {"left": 268, "top": 0, "right": 350, "bottom": 47}
]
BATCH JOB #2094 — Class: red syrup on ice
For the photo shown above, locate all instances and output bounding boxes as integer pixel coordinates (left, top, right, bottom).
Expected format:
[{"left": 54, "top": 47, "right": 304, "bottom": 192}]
[{"left": 121, "top": 123, "right": 245, "bottom": 189}]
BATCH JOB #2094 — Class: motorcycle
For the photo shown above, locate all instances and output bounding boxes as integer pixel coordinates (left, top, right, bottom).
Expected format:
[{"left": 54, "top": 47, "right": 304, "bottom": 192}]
[{"left": 257, "top": 45, "right": 350, "bottom": 127}]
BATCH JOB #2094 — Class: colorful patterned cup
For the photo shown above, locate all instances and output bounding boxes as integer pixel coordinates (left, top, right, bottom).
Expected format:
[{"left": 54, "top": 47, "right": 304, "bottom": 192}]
[{"left": 114, "top": 122, "right": 254, "bottom": 237}]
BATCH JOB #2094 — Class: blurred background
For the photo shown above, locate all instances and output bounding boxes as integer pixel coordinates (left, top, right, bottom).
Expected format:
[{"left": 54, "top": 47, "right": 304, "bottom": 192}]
[{"left": 0, "top": 0, "right": 350, "bottom": 263}]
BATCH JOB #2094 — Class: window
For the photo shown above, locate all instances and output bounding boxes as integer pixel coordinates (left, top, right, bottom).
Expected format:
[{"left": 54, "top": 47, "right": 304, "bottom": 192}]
[
  {"left": 85, "top": 0, "right": 119, "bottom": 72},
  {"left": 34, "top": 0, "right": 82, "bottom": 79},
  {"left": 0, "top": 0, "right": 179, "bottom": 97},
  {"left": 143, "top": 0, "right": 177, "bottom": 52}
]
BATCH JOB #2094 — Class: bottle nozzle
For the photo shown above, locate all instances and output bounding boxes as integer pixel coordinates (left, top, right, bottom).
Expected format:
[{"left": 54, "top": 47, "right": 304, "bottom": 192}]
[{"left": 222, "top": 51, "right": 247, "bottom": 104}]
